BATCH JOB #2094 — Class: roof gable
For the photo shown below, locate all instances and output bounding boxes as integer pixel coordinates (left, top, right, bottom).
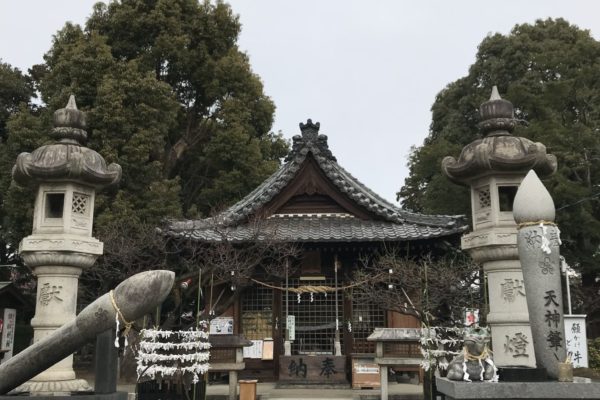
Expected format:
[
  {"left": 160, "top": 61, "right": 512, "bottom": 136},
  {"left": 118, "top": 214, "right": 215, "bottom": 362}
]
[
  {"left": 264, "top": 155, "right": 375, "bottom": 219},
  {"left": 167, "top": 120, "right": 466, "bottom": 240}
]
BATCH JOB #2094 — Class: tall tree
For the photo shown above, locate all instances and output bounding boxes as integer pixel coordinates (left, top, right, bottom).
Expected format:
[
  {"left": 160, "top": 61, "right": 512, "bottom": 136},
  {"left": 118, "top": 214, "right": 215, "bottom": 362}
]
[
  {"left": 398, "top": 18, "right": 600, "bottom": 318},
  {"left": 0, "top": 62, "right": 35, "bottom": 279},
  {"left": 84, "top": 0, "right": 287, "bottom": 213},
  {"left": 4, "top": 0, "right": 288, "bottom": 241}
]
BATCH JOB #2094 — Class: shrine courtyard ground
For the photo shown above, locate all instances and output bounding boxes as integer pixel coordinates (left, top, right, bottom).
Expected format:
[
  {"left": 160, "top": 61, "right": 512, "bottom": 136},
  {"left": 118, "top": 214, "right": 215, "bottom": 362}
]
[{"left": 81, "top": 371, "right": 423, "bottom": 400}]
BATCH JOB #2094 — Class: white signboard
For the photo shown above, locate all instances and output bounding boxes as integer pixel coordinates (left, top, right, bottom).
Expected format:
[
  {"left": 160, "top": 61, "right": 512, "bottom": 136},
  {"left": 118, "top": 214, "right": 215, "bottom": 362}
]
[
  {"left": 209, "top": 317, "right": 234, "bottom": 335},
  {"left": 286, "top": 315, "right": 295, "bottom": 341},
  {"left": 0, "top": 308, "right": 17, "bottom": 362},
  {"left": 564, "top": 315, "right": 588, "bottom": 368},
  {"left": 464, "top": 308, "right": 479, "bottom": 326},
  {"left": 243, "top": 339, "right": 263, "bottom": 359}
]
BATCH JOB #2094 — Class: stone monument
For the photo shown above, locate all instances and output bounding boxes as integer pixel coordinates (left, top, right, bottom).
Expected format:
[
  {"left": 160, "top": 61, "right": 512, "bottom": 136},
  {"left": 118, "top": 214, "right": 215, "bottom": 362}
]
[
  {"left": 11, "top": 96, "right": 121, "bottom": 394},
  {"left": 514, "top": 170, "right": 567, "bottom": 379},
  {"left": 446, "top": 325, "right": 498, "bottom": 382},
  {"left": 442, "top": 87, "right": 556, "bottom": 372},
  {"left": 0, "top": 270, "right": 175, "bottom": 395}
]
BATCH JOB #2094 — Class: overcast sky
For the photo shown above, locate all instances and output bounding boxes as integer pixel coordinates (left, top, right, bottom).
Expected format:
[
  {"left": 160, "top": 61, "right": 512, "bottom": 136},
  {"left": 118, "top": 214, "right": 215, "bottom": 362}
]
[{"left": 1, "top": 1, "right": 599, "bottom": 204}]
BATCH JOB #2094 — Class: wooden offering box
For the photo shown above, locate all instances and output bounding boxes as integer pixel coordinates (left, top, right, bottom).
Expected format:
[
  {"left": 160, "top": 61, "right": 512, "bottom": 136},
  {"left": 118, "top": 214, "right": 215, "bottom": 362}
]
[{"left": 351, "top": 355, "right": 380, "bottom": 389}]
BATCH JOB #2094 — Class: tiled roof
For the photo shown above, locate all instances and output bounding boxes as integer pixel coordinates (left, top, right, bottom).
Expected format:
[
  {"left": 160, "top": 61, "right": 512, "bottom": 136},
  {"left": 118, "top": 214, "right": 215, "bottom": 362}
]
[
  {"left": 166, "top": 120, "right": 467, "bottom": 242},
  {"left": 167, "top": 214, "right": 466, "bottom": 243}
]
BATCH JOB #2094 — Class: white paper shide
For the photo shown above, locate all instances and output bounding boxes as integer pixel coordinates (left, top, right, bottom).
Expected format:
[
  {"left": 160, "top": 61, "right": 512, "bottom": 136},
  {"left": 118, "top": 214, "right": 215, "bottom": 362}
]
[{"left": 136, "top": 325, "right": 211, "bottom": 384}]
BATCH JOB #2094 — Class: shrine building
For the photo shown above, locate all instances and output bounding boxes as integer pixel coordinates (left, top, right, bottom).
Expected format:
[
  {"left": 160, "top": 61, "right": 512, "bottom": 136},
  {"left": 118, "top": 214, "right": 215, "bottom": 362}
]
[{"left": 166, "top": 119, "right": 466, "bottom": 383}]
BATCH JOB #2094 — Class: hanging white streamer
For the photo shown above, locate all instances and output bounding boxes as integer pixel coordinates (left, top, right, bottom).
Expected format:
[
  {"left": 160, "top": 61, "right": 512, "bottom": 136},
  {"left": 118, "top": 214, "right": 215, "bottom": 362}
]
[
  {"left": 114, "top": 313, "right": 120, "bottom": 348},
  {"left": 136, "top": 326, "right": 211, "bottom": 384},
  {"left": 540, "top": 223, "right": 551, "bottom": 254},
  {"left": 462, "top": 360, "right": 471, "bottom": 382}
]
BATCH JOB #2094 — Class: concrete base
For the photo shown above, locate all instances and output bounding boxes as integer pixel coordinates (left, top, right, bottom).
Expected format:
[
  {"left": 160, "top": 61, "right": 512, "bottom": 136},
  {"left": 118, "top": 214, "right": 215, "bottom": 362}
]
[
  {"left": 436, "top": 376, "right": 600, "bottom": 399},
  {"left": 11, "top": 378, "right": 92, "bottom": 396},
  {"left": 0, "top": 392, "right": 127, "bottom": 400}
]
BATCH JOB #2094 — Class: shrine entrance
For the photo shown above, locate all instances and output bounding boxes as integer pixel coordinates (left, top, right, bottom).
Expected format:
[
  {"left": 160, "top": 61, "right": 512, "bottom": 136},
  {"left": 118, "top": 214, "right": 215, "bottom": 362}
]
[{"left": 285, "top": 278, "right": 343, "bottom": 356}]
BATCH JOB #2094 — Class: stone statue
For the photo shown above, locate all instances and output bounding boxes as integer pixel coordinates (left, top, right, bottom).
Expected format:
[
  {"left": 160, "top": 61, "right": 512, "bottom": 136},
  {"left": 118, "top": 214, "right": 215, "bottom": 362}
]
[
  {"left": 0, "top": 270, "right": 175, "bottom": 394},
  {"left": 447, "top": 326, "right": 498, "bottom": 382}
]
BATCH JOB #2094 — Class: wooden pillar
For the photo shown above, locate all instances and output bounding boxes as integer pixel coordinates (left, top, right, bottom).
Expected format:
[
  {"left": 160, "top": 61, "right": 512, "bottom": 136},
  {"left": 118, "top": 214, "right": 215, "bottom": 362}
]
[{"left": 94, "top": 330, "right": 118, "bottom": 394}]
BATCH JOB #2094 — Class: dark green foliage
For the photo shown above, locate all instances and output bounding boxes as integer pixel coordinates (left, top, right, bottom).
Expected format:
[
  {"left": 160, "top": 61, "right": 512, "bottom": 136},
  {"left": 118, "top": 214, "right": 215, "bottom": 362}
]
[
  {"left": 0, "top": 63, "right": 36, "bottom": 283},
  {"left": 0, "top": 62, "right": 34, "bottom": 141},
  {"left": 398, "top": 19, "right": 600, "bottom": 321},
  {"left": 0, "top": 1, "right": 289, "bottom": 302},
  {"left": 1, "top": 0, "right": 288, "bottom": 239},
  {"left": 589, "top": 337, "right": 600, "bottom": 371}
]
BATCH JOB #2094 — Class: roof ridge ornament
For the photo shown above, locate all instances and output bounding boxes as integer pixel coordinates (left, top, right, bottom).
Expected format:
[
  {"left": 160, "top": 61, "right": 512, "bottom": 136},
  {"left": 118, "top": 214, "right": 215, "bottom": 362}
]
[
  {"left": 489, "top": 85, "right": 501, "bottom": 101},
  {"left": 478, "top": 85, "right": 516, "bottom": 136},
  {"left": 442, "top": 85, "right": 557, "bottom": 184},
  {"left": 286, "top": 119, "right": 336, "bottom": 162},
  {"left": 50, "top": 95, "right": 88, "bottom": 145},
  {"left": 12, "top": 94, "right": 122, "bottom": 188},
  {"left": 299, "top": 119, "right": 320, "bottom": 140}
]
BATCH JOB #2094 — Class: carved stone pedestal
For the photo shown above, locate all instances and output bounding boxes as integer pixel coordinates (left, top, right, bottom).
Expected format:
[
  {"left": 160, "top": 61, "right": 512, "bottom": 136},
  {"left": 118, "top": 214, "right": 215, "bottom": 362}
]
[
  {"left": 437, "top": 377, "right": 600, "bottom": 400},
  {"left": 14, "top": 239, "right": 103, "bottom": 395}
]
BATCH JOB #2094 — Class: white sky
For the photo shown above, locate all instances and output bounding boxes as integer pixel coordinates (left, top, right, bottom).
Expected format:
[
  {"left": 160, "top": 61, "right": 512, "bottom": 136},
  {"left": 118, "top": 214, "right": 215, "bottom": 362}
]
[{"left": 1, "top": 1, "right": 599, "bottom": 204}]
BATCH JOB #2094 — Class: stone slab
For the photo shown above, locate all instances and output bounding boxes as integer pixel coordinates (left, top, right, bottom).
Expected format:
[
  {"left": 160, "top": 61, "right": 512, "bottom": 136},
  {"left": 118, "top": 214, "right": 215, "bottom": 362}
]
[
  {"left": 436, "top": 376, "right": 600, "bottom": 399},
  {"left": 0, "top": 393, "right": 127, "bottom": 400}
]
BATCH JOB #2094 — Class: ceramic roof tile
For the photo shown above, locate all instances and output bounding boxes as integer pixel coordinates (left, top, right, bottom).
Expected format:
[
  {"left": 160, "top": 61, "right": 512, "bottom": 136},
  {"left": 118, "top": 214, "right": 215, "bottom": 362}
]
[
  {"left": 166, "top": 214, "right": 466, "bottom": 243},
  {"left": 166, "top": 120, "right": 467, "bottom": 241}
]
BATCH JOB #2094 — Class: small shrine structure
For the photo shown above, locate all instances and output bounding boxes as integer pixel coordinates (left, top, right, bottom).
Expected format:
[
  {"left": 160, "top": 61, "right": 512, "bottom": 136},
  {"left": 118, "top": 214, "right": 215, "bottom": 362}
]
[{"left": 167, "top": 119, "right": 466, "bottom": 383}]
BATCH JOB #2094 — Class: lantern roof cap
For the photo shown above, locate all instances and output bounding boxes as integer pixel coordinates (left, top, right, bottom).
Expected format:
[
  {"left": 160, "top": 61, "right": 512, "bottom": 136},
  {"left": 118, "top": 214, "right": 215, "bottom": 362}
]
[{"left": 12, "top": 95, "right": 121, "bottom": 188}]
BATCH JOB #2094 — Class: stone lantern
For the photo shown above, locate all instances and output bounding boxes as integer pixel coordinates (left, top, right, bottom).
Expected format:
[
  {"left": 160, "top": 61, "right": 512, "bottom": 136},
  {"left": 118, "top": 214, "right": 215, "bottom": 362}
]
[
  {"left": 442, "top": 87, "right": 556, "bottom": 371},
  {"left": 12, "top": 96, "right": 121, "bottom": 394}
]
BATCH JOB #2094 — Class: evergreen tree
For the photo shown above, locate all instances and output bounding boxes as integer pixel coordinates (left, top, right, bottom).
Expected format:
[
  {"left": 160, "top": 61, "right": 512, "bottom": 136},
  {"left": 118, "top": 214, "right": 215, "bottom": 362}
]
[
  {"left": 3, "top": 0, "right": 288, "bottom": 243},
  {"left": 398, "top": 18, "right": 600, "bottom": 316}
]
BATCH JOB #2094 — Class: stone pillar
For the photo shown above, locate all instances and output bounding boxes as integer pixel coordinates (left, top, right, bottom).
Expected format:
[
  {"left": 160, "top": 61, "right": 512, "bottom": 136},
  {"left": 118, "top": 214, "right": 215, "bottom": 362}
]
[
  {"left": 514, "top": 170, "right": 566, "bottom": 379},
  {"left": 462, "top": 185, "right": 536, "bottom": 369},
  {"left": 442, "top": 86, "right": 557, "bottom": 370},
  {"left": 22, "top": 255, "right": 99, "bottom": 392},
  {"left": 11, "top": 96, "right": 121, "bottom": 394}
]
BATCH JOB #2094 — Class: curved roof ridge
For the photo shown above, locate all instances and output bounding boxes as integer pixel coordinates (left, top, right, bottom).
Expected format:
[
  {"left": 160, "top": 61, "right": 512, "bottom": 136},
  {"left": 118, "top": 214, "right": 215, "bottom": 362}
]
[
  {"left": 167, "top": 119, "right": 466, "bottom": 234},
  {"left": 318, "top": 156, "right": 464, "bottom": 228}
]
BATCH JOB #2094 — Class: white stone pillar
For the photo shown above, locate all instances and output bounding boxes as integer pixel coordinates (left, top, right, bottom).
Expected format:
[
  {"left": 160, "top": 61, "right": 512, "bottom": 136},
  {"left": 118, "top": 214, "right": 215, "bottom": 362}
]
[
  {"left": 17, "top": 242, "right": 102, "bottom": 394},
  {"left": 30, "top": 266, "right": 82, "bottom": 382}
]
